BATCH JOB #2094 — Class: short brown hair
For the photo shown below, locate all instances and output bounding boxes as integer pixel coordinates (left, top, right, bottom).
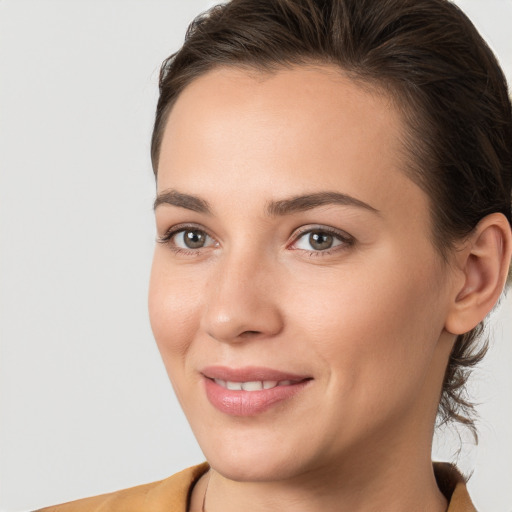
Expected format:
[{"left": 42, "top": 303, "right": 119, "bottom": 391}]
[{"left": 151, "top": 0, "right": 512, "bottom": 434}]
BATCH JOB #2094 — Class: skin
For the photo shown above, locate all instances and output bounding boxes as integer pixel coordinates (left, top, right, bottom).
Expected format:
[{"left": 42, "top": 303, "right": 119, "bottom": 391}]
[{"left": 149, "top": 65, "right": 470, "bottom": 512}]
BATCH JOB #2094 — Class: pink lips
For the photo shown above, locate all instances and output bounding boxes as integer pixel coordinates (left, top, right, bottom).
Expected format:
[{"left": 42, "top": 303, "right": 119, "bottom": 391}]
[{"left": 201, "top": 366, "right": 311, "bottom": 416}]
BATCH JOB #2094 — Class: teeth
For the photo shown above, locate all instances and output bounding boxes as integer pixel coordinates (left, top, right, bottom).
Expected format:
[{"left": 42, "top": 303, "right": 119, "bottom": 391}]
[
  {"left": 242, "top": 381, "right": 263, "bottom": 391},
  {"left": 213, "top": 379, "right": 291, "bottom": 391},
  {"left": 226, "top": 381, "right": 243, "bottom": 390}
]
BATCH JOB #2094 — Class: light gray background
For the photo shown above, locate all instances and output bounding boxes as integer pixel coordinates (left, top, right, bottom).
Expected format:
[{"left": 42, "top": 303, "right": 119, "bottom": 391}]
[{"left": 0, "top": 1, "right": 510, "bottom": 511}]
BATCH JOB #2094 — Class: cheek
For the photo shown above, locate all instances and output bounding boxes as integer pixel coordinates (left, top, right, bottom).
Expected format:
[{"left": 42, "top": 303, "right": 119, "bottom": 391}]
[
  {"left": 284, "top": 249, "right": 447, "bottom": 398},
  {"left": 148, "top": 252, "right": 201, "bottom": 365}
]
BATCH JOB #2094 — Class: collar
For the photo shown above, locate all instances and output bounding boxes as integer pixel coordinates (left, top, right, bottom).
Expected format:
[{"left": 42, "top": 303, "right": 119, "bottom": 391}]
[{"left": 434, "top": 462, "right": 477, "bottom": 512}]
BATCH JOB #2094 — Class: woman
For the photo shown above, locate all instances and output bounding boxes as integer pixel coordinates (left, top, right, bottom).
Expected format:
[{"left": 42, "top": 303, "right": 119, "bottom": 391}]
[{"left": 38, "top": 0, "right": 511, "bottom": 510}]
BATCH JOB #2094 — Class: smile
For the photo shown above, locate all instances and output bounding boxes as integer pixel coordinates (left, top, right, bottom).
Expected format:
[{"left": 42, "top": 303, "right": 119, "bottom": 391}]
[
  {"left": 201, "top": 367, "right": 312, "bottom": 416},
  {"left": 213, "top": 379, "right": 298, "bottom": 391}
]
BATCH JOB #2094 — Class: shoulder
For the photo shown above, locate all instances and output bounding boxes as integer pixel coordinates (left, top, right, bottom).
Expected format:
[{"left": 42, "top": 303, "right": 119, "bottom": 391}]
[{"left": 34, "top": 463, "right": 209, "bottom": 512}]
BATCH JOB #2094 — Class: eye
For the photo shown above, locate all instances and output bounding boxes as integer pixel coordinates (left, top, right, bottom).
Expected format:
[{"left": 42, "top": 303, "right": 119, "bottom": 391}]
[
  {"left": 291, "top": 227, "right": 353, "bottom": 252},
  {"left": 174, "top": 229, "right": 213, "bottom": 249},
  {"left": 158, "top": 226, "right": 217, "bottom": 252}
]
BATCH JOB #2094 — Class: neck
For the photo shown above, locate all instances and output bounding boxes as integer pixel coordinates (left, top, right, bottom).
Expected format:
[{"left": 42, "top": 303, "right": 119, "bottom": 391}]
[
  {"left": 194, "top": 406, "right": 449, "bottom": 512},
  {"left": 199, "top": 450, "right": 447, "bottom": 512}
]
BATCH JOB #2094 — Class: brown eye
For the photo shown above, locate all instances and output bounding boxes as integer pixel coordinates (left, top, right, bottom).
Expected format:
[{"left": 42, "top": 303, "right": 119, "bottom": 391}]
[
  {"left": 182, "top": 229, "right": 208, "bottom": 249},
  {"left": 309, "top": 231, "right": 334, "bottom": 250},
  {"left": 292, "top": 227, "right": 353, "bottom": 253},
  {"left": 168, "top": 228, "right": 216, "bottom": 250}
]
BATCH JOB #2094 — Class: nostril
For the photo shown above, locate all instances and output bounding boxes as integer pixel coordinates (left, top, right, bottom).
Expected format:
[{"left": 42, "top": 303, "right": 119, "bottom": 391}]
[{"left": 240, "top": 330, "right": 262, "bottom": 337}]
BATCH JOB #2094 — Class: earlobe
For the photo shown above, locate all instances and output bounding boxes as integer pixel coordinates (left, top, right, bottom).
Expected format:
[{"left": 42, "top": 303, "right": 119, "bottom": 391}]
[{"left": 445, "top": 213, "right": 512, "bottom": 335}]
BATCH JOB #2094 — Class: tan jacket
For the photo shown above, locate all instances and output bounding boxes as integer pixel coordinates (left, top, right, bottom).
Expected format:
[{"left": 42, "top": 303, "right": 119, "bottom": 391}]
[{"left": 36, "top": 462, "right": 477, "bottom": 511}]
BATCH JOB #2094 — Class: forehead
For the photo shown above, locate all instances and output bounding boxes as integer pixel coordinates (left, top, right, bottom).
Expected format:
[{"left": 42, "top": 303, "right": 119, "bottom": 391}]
[
  {"left": 162, "top": 65, "right": 401, "bottom": 156},
  {"left": 157, "top": 64, "right": 422, "bottom": 217}
]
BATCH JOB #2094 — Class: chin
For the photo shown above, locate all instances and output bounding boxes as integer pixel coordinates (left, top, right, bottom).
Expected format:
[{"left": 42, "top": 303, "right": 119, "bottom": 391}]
[
  {"left": 195, "top": 425, "right": 313, "bottom": 482},
  {"left": 207, "top": 450, "right": 307, "bottom": 483}
]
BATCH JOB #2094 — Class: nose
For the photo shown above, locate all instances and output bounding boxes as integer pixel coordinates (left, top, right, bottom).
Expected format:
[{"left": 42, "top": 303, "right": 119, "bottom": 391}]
[{"left": 200, "top": 249, "right": 284, "bottom": 344}]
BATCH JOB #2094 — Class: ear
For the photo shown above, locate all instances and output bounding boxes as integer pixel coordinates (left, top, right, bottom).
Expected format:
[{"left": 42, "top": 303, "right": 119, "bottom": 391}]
[{"left": 445, "top": 213, "right": 512, "bottom": 335}]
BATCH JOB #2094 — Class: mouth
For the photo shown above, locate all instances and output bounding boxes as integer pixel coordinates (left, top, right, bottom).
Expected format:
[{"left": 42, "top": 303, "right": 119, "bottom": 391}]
[
  {"left": 201, "top": 366, "right": 312, "bottom": 416},
  {"left": 211, "top": 378, "right": 302, "bottom": 391}
]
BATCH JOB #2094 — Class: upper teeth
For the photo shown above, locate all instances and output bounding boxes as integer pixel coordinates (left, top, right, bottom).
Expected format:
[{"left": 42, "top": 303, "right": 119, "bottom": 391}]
[{"left": 214, "top": 379, "right": 293, "bottom": 391}]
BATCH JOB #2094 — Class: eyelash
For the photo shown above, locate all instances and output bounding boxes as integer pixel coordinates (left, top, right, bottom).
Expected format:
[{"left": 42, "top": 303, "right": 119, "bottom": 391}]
[
  {"left": 157, "top": 224, "right": 355, "bottom": 257},
  {"left": 289, "top": 226, "right": 355, "bottom": 257},
  {"left": 157, "top": 223, "right": 216, "bottom": 256}
]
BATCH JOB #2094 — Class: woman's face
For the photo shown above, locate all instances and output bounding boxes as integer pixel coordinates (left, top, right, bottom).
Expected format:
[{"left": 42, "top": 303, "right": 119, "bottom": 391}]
[{"left": 149, "top": 65, "right": 457, "bottom": 482}]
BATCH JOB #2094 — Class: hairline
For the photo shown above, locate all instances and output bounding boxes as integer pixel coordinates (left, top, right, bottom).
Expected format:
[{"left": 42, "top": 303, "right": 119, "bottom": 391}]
[{"left": 151, "top": 59, "right": 457, "bottom": 263}]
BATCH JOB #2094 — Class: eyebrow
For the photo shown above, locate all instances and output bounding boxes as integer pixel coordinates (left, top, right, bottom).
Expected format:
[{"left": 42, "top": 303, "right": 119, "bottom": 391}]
[
  {"left": 153, "top": 189, "right": 379, "bottom": 216},
  {"left": 266, "top": 191, "right": 379, "bottom": 216},
  {"left": 154, "top": 189, "right": 212, "bottom": 214}
]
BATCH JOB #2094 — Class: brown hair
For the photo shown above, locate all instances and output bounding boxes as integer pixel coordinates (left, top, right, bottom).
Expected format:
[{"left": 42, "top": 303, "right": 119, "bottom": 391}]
[{"left": 151, "top": 0, "right": 512, "bottom": 433}]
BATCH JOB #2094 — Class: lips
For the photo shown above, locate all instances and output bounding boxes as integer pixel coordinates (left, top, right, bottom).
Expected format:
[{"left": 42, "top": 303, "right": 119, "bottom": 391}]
[
  {"left": 213, "top": 379, "right": 297, "bottom": 391},
  {"left": 201, "top": 366, "right": 311, "bottom": 416}
]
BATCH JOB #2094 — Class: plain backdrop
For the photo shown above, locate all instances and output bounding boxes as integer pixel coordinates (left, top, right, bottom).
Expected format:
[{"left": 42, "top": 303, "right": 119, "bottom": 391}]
[{"left": 0, "top": 1, "right": 511, "bottom": 511}]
